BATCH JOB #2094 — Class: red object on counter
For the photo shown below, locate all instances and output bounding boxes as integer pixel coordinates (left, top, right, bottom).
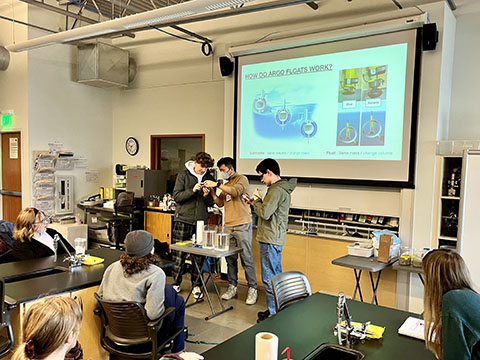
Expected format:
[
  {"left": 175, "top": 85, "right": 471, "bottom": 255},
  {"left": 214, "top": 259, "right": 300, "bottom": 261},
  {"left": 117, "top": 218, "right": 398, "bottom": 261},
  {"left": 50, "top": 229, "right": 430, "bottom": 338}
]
[{"left": 281, "top": 347, "right": 293, "bottom": 360}]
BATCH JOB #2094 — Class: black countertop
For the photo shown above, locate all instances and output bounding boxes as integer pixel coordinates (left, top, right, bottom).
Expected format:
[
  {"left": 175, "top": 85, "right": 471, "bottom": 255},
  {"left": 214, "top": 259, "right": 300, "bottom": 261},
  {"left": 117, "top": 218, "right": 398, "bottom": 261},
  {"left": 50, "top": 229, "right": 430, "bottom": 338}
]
[
  {"left": 1, "top": 248, "right": 172, "bottom": 305},
  {"left": 203, "top": 292, "right": 434, "bottom": 360}
]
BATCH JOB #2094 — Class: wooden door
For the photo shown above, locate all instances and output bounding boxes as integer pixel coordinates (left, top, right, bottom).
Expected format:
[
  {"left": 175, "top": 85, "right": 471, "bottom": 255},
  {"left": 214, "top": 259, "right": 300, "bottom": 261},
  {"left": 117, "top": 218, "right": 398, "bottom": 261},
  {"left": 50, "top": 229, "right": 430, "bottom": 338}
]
[{"left": 1, "top": 132, "right": 22, "bottom": 222}]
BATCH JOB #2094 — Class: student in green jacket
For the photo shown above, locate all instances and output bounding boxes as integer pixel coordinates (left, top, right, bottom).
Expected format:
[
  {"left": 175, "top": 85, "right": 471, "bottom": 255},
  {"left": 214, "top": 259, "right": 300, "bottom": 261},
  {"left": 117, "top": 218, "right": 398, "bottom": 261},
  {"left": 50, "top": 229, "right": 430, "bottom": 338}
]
[
  {"left": 423, "top": 248, "right": 480, "bottom": 360},
  {"left": 248, "top": 158, "right": 296, "bottom": 322}
]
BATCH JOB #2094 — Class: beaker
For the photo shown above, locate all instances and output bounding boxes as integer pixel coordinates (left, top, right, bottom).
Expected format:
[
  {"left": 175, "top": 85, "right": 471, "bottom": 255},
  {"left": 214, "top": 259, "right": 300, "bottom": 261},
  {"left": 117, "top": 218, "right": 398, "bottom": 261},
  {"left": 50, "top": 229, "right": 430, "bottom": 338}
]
[
  {"left": 74, "top": 238, "right": 87, "bottom": 256},
  {"left": 215, "top": 233, "right": 230, "bottom": 251},
  {"left": 203, "top": 225, "right": 217, "bottom": 249}
]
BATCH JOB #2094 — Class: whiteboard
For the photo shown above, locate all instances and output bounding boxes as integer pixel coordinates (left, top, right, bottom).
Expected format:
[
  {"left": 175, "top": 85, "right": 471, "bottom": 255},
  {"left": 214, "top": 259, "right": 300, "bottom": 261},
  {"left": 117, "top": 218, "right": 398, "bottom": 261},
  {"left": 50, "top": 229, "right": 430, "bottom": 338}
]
[{"left": 458, "top": 149, "right": 480, "bottom": 289}]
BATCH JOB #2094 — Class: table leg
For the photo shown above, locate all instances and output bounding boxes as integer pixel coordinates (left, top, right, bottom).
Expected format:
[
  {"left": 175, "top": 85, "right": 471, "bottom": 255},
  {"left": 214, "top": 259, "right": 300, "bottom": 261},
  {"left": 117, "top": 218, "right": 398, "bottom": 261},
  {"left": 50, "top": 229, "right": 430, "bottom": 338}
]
[
  {"left": 185, "top": 256, "right": 207, "bottom": 308},
  {"left": 369, "top": 270, "right": 382, "bottom": 305},
  {"left": 418, "top": 273, "right": 424, "bottom": 285},
  {"left": 353, "top": 269, "right": 363, "bottom": 302}
]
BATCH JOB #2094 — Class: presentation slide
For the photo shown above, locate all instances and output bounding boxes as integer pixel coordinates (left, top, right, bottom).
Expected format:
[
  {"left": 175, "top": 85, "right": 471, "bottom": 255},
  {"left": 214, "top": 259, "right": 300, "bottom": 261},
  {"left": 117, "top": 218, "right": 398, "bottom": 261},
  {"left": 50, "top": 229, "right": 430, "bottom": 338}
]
[{"left": 238, "top": 43, "right": 408, "bottom": 161}]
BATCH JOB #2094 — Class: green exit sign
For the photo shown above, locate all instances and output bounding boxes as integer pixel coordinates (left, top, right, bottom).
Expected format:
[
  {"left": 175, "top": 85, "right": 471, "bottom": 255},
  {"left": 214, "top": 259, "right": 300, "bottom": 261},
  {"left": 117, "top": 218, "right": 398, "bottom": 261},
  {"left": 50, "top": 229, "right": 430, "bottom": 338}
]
[{"left": 1, "top": 113, "right": 13, "bottom": 127}]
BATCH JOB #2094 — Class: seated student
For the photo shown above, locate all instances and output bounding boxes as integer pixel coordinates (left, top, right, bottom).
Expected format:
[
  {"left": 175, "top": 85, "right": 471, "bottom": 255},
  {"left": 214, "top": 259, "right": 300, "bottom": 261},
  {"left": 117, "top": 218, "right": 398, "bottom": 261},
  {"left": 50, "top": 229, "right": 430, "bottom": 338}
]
[
  {"left": 97, "top": 230, "right": 186, "bottom": 354},
  {"left": 11, "top": 296, "right": 83, "bottom": 360},
  {"left": 423, "top": 249, "right": 480, "bottom": 360},
  {"left": 12, "top": 208, "right": 74, "bottom": 261}
]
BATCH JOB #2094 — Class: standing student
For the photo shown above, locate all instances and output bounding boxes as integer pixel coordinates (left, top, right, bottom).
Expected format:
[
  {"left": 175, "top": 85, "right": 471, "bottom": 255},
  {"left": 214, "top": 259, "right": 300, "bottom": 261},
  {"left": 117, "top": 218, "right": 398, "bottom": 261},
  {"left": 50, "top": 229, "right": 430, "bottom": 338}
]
[
  {"left": 204, "top": 157, "right": 257, "bottom": 305},
  {"left": 247, "top": 158, "right": 296, "bottom": 322},
  {"left": 423, "top": 249, "right": 480, "bottom": 360},
  {"left": 171, "top": 152, "right": 215, "bottom": 299}
]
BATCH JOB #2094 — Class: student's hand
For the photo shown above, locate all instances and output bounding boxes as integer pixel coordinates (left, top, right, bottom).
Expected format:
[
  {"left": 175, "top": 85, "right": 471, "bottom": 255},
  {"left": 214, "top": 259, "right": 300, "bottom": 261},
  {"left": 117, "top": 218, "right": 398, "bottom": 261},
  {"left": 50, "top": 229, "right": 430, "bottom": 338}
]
[
  {"left": 202, "top": 186, "right": 209, "bottom": 197},
  {"left": 193, "top": 183, "right": 202, "bottom": 192},
  {"left": 203, "top": 180, "right": 217, "bottom": 188}
]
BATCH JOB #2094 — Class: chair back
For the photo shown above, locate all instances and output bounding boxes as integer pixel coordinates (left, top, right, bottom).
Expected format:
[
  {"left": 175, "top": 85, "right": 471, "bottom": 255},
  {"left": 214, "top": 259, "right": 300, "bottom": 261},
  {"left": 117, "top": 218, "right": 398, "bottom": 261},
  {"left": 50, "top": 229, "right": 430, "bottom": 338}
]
[
  {"left": 94, "top": 292, "right": 151, "bottom": 344},
  {"left": 272, "top": 271, "right": 312, "bottom": 313},
  {"left": 0, "top": 278, "right": 15, "bottom": 358},
  {"left": 115, "top": 191, "right": 134, "bottom": 215}
]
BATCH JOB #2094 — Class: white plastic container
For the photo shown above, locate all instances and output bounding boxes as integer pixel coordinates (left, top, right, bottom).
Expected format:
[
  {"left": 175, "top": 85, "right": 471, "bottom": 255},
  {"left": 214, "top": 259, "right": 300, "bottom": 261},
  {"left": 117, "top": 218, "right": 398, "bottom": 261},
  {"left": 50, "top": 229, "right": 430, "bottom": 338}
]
[{"left": 347, "top": 243, "right": 373, "bottom": 258}]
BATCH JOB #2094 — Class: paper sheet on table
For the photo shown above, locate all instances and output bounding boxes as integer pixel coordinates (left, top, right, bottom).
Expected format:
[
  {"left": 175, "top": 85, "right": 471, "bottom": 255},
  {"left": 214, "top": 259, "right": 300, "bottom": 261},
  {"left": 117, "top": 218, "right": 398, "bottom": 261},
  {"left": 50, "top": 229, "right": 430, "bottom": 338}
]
[{"left": 398, "top": 316, "right": 424, "bottom": 340}]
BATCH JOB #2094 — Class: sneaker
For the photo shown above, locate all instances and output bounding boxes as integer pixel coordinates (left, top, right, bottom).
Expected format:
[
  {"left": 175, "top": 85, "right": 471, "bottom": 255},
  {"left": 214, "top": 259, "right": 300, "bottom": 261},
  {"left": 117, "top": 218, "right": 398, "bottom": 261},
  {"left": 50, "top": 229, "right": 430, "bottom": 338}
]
[
  {"left": 221, "top": 285, "right": 237, "bottom": 300},
  {"left": 173, "top": 285, "right": 181, "bottom": 293},
  {"left": 246, "top": 287, "right": 258, "bottom": 305},
  {"left": 192, "top": 286, "right": 204, "bottom": 299}
]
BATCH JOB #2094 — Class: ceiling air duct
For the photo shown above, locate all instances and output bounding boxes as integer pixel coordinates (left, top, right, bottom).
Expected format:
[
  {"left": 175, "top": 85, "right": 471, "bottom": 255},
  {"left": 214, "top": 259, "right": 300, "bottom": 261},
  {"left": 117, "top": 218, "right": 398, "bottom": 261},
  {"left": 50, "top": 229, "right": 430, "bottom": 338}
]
[{"left": 77, "top": 43, "right": 133, "bottom": 88}]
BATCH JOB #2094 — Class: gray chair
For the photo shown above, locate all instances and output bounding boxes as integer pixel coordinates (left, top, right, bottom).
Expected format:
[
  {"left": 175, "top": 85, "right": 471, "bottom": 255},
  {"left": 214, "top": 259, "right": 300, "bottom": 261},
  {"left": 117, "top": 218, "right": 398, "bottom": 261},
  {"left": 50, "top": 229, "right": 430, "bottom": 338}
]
[
  {"left": 0, "top": 278, "right": 15, "bottom": 358},
  {"left": 271, "top": 271, "right": 312, "bottom": 313},
  {"left": 94, "top": 293, "right": 183, "bottom": 360}
]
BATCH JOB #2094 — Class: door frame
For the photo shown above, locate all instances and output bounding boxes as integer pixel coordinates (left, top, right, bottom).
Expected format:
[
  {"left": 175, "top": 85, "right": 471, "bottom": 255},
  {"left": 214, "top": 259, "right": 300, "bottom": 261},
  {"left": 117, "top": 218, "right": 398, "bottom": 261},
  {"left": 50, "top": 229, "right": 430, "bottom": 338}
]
[{"left": 150, "top": 134, "right": 205, "bottom": 170}]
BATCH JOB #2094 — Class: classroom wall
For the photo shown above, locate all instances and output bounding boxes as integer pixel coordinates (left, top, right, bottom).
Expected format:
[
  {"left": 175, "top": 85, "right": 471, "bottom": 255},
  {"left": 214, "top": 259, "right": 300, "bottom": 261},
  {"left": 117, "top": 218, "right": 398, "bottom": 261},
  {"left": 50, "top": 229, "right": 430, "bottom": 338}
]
[
  {"left": 0, "top": 2, "right": 30, "bottom": 210},
  {"left": 448, "top": 2, "right": 480, "bottom": 139}
]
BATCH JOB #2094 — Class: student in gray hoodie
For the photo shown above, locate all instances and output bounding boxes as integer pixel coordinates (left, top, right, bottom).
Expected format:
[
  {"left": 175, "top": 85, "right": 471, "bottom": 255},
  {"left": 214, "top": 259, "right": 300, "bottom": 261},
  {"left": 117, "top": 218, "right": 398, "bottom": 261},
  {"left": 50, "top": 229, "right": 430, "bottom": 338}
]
[
  {"left": 249, "top": 158, "right": 297, "bottom": 322},
  {"left": 172, "top": 152, "right": 215, "bottom": 299}
]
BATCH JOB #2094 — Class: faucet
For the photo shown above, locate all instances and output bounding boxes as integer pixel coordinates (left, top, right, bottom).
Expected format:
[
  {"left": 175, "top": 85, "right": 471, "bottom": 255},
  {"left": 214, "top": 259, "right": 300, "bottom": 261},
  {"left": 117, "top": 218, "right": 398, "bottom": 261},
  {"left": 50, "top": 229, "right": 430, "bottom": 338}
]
[
  {"left": 54, "top": 234, "right": 82, "bottom": 269},
  {"left": 334, "top": 292, "right": 370, "bottom": 347}
]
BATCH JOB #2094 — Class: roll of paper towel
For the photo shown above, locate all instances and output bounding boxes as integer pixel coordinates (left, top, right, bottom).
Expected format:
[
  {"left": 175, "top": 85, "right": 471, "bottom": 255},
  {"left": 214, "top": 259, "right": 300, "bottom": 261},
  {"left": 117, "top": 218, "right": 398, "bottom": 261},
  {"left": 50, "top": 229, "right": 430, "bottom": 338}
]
[
  {"left": 196, "top": 220, "right": 204, "bottom": 245},
  {"left": 255, "top": 332, "right": 278, "bottom": 360}
]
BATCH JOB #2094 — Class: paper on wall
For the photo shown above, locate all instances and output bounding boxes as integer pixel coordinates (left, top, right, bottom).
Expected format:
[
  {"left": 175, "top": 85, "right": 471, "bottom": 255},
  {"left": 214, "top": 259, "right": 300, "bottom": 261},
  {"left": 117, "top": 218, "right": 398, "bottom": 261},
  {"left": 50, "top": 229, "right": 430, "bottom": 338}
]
[
  {"left": 9, "top": 137, "right": 18, "bottom": 159},
  {"left": 85, "top": 170, "right": 98, "bottom": 183},
  {"left": 74, "top": 157, "right": 88, "bottom": 169}
]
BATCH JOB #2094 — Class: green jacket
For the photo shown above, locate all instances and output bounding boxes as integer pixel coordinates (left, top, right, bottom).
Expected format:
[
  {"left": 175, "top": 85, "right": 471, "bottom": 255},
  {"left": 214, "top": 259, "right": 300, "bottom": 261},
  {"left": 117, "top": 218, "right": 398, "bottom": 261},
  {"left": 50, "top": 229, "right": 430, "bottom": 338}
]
[
  {"left": 441, "top": 288, "right": 480, "bottom": 360},
  {"left": 254, "top": 178, "right": 297, "bottom": 246}
]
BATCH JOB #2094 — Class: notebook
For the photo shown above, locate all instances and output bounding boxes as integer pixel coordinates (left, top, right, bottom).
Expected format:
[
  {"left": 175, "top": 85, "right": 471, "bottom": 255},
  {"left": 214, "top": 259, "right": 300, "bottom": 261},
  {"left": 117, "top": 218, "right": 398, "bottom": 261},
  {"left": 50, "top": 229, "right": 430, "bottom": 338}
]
[{"left": 398, "top": 316, "right": 425, "bottom": 340}]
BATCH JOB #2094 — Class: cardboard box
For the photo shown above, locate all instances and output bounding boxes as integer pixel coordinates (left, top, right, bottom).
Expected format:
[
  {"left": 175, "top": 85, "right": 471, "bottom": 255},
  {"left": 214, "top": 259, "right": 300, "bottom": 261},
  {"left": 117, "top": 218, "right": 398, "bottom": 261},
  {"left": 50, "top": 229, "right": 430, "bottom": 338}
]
[{"left": 377, "top": 234, "right": 393, "bottom": 263}]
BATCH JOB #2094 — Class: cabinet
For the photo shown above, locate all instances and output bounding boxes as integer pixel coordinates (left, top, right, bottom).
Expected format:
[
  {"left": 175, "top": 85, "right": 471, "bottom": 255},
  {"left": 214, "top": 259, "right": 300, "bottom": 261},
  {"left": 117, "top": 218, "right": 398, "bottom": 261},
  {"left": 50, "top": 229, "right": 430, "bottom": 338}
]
[
  {"left": 144, "top": 210, "right": 173, "bottom": 244},
  {"left": 436, "top": 156, "right": 462, "bottom": 249}
]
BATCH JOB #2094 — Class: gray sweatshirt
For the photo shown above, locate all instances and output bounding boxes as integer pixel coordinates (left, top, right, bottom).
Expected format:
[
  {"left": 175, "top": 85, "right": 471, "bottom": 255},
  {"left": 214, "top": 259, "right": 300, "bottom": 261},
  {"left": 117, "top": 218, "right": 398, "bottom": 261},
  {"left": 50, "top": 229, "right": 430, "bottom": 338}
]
[{"left": 97, "top": 260, "right": 166, "bottom": 320}]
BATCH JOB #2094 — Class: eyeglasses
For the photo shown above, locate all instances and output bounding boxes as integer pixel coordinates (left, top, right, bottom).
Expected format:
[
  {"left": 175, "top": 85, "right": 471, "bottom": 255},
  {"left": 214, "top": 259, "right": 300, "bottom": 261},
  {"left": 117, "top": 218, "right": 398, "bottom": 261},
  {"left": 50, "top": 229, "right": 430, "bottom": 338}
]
[{"left": 35, "top": 218, "right": 49, "bottom": 224}]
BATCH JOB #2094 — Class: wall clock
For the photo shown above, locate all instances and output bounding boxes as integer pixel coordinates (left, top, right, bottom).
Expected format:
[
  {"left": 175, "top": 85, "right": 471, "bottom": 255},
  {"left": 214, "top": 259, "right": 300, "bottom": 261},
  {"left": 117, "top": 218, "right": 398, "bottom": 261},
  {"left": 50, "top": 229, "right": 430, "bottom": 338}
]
[{"left": 125, "top": 137, "right": 139, "bottom": 156}]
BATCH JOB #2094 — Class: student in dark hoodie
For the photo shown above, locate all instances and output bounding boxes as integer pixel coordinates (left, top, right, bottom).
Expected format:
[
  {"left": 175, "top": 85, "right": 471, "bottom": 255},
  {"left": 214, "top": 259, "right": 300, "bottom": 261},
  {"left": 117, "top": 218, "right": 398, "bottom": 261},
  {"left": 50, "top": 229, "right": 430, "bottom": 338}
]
[
  {"left": 171, "top": 152, "right": 215, "bottom": 299},
  {"left": 12, "top": 207, "right": 74, "bottom": 261},
  {"left": 247, "top": 158, "right": 296, "bottom": 322}
]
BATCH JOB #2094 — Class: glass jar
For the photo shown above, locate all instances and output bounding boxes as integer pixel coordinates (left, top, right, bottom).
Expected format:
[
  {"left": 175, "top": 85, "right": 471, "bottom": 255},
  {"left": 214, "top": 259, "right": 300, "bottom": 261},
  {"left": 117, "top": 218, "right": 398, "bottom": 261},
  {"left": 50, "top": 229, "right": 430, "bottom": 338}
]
[
  {"left": 203, "top": 225, "right": 217, "bottom": 249},
  {"left": 399, "top": 246, "right": 412, "bottom": 266},
  {"left": 215, "top": 233, "right": 230, "bottom": 251}
]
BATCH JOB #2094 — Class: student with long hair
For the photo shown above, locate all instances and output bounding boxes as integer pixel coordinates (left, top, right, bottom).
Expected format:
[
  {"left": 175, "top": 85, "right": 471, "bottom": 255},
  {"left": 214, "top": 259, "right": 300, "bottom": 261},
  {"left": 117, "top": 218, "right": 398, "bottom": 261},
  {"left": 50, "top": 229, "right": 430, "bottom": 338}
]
[
  {"left": 423, "top": 248, "right": 480, "bottom": 360},
  {"left": 11, "top": 296, "right": 82, "bottom": 360},
  {"left": 12, "top": 208, "right": 74, "bottom": 261}
]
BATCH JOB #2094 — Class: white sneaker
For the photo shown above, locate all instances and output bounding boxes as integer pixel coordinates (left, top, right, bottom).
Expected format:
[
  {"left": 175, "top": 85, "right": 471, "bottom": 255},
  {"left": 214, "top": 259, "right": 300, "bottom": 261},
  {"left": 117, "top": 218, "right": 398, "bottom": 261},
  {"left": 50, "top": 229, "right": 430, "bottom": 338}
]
[
  {"left": 246, "top": 287, "right": 258, "bottom": 305},
  {"left": 173, "top": 285, "right": 181, "bottom": 293},
  {"left": 192, "top": 286, "right": 204, "bottom": 299},
  {"left": 221, "top": 285, "right": 237, "bottom": 300}
]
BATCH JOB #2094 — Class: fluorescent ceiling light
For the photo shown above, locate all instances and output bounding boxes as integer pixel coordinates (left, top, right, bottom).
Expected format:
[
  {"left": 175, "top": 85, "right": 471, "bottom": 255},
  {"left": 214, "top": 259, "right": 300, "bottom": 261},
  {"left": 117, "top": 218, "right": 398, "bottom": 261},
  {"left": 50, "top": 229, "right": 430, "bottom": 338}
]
[{"left": 6, "top": 0, "right": 257, "bottom": 52}]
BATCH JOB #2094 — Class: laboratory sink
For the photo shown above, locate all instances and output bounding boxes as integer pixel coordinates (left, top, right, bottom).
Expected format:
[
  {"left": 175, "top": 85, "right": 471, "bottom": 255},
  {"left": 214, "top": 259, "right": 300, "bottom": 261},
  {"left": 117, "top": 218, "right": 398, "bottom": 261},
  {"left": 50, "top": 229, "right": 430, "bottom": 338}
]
[
  {"left": 4, "top": 267, "right": 69, "bottom": 283},
  {"left": 303, "top": 343, "right": 364, "bottom": 360}
]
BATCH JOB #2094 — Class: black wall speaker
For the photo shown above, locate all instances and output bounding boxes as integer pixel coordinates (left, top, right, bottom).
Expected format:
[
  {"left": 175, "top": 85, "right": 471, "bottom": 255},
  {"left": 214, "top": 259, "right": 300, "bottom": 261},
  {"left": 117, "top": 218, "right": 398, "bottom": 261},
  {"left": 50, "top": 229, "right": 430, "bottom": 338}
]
[
  {"left": 219, "top": 56, "right": 234, "bottom": 76},
  {"left": 423, "top": 23, "right": 439, "bottom": 51}
]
